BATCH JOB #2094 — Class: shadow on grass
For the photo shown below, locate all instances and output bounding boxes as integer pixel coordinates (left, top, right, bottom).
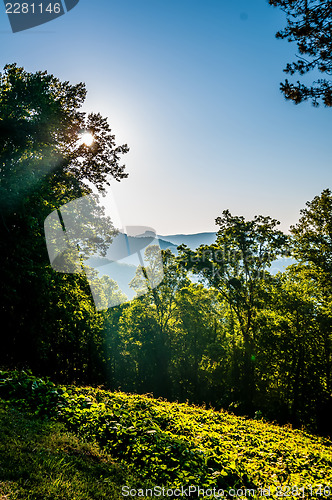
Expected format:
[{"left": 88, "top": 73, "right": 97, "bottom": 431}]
[{"left": 0, "top": 401, "right": 135, "bottom": 500}]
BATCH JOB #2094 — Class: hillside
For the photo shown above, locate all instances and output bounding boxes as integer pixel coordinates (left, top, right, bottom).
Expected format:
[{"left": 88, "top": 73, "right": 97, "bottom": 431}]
[
  {"left": 0, "top": 402, "right": 139, "bottom": 500},
  {"left": 0, "top": 372, "right": 331, "bottom": 499}
]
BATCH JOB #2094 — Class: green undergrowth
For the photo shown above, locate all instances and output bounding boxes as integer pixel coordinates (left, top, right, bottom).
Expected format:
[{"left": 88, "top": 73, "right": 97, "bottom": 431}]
[
  {"left": 0, "top": 401, "right": 144, "bottom": 500},
  {"left": 0, "top": 371, "right": 332, "bottom": 499}
]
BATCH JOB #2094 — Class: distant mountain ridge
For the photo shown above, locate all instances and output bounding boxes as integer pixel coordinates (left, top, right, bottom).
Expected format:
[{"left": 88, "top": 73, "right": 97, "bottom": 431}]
[
  {"left": 157, "top": 232, "right": 217, "bottom": 249},
  {"left": 87, "top": 232, "right": 295, "bottom": 296}
]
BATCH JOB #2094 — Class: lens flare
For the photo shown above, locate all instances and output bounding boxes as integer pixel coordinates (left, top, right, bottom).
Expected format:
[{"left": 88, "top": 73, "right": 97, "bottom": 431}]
[{"left": 79, "top": 132, "right": 94, "bottom": 147}]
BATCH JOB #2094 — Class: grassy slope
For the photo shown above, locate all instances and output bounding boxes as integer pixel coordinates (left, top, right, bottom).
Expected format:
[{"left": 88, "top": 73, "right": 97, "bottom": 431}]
[
  {"left": 0, "top": 377, "right": 332, "bottom": 499},
  {"left": 60, "top": 387, "right": 332, "bottom": 492},
  {"left": 0, "top": 402, "right": 140, "bottom": 500}
]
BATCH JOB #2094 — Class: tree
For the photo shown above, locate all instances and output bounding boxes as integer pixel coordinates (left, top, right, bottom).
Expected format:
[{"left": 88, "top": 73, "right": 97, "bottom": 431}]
[
  {"left": 289, "top": 189, "right": 332, "bottom": 407},
  {"left": 130, "top": 247, "right": 188, "bottom": 336},
  {"left": 0, "top": 64, "right": 129, "bottom": 373},
  {"left": 291, "top": 188, "right": 332, "bottom": 276},
  {"left": 178, "top": 210, "right": 288, "bottom": 410},
  {"left": 255, "top": 266, "right": 327, "bottom": 429},
  {"left": 0, "top": 64, "right": 128, "bottom": 210},
  {"left": 128, "top": 248, "right": 190, "bottom": 398},
  {"left": 170, "top": 283, "right": 226, "bottom": 405},
  {"left": 269, "top": 0, "right": 332, "bottom": 106},
  {"left": 116, "top": 299, "right": 161, "bottom": 394}
]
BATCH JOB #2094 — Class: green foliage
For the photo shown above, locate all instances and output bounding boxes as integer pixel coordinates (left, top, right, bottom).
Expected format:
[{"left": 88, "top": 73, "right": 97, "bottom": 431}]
[
  {"left": 178, "top": 211, "right": 288, "bottom": 342},
  {"left": 254, "top": 267, "right": 330, "bottom": 428},
  {"left": 1, "top": 373, "right": 331, "bottom": 496},
  {"left": 124, "top": 249, "right": 191, "bottom": 398},
  {"left": 170, "top": 283, "right": 227, "bottom": 404},
  {"left": 291, "top": 188, "right": 332, "bottom": 277},
  {"left": 0, "top": 370, "right": 66, "bottom": 416}
]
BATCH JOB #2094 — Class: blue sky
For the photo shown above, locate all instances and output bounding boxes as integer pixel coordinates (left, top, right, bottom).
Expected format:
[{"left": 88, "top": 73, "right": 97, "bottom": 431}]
[{"left": 1, "top": 0, "right": 331, "bottom": 234}]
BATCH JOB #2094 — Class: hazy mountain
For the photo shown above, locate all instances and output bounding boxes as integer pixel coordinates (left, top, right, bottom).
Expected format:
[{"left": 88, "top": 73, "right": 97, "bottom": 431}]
[
  {"left": 157, "top": 232, "right": 217, "bottom": 250},
  {"left": 151, "top": 238, "right": 178, "bottom": 253},
  {"left": 134, "top": 231, "right": 217, "bottom": 252}
]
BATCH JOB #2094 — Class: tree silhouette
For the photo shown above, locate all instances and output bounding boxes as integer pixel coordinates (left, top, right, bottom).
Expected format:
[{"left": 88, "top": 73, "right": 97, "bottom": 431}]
[
  {"left": 0, "top": 64, "right": 128, "bottom": 372},
  {"left": 269, "top": 0, "right": 332, "bottom": 106}
]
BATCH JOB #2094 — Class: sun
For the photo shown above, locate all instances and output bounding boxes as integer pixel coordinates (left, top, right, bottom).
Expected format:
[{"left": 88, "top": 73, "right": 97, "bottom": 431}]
[{"left": 79, "top": 132, "right": 94, "bottom": 147}]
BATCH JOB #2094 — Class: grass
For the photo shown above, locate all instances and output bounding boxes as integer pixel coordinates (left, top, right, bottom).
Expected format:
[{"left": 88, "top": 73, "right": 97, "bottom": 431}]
[{"left": 0, "top": 401, "right": 140, "bottom": 500}]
